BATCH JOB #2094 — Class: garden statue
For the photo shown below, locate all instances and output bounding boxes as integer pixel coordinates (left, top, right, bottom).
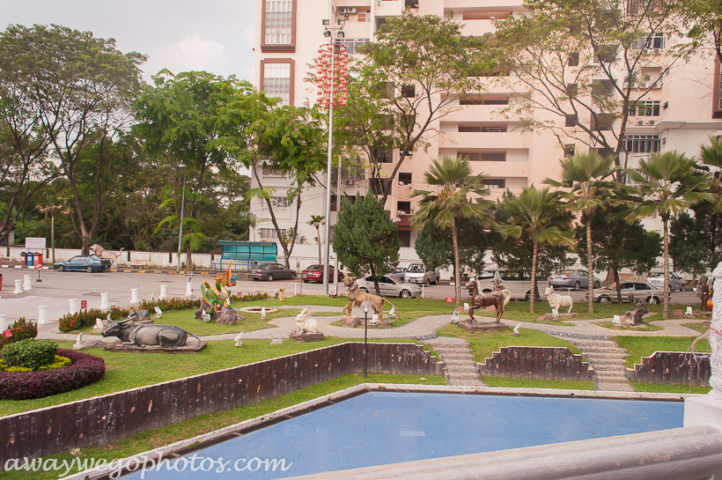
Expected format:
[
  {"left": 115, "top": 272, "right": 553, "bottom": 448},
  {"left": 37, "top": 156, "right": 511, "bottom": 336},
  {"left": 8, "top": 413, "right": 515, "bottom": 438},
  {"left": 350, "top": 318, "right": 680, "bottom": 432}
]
[
  {"left": 467, "top": 279, "right": 510, "bottom": 323},
  {"left": 101, "top": 316, "right": 202, "bottom": 348},
  {"left": 89, "top": 244, "right": 124, "bottom": 266},
  {"left": 295, "top": 308, "right": 319, "bottom": 334},
  {"left": 200, "top": 262, "right": 237, "bottom": 315},
  {"left": 342, "top": 276, "right": 398, "bottom": 321},
  {"left": 544, "top": 286, "right": 574, "bottom": 320}
]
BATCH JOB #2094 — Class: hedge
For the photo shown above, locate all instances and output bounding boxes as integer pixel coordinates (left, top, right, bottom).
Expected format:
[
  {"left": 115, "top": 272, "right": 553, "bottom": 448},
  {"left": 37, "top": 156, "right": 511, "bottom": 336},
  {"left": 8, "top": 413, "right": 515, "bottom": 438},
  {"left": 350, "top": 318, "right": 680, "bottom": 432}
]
[{"left": 0, "top": 349, "right": 105, "bottom": 400}]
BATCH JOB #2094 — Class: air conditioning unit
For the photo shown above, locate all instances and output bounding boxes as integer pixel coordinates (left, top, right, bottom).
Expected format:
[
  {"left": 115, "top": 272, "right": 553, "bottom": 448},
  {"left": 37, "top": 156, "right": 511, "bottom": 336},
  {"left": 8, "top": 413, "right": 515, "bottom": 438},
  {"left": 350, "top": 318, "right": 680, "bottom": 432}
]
[
  {"left": 344, "top": 179, "right": 355, "bottom": 185},
  {"left": 640, "top": 81, "right": 650, "bottom": 89},
  {"left": 647, "top": 120, "right": 656, "bottom": 126},
  {"left": 652, "top": 48, "right": 661, "bottom": 54},
  {"left": 338, "top": 7, "right": 356, "bottom": 14},
  {"left": 636, "top": 120, "right": 645, "bottom": 126}
]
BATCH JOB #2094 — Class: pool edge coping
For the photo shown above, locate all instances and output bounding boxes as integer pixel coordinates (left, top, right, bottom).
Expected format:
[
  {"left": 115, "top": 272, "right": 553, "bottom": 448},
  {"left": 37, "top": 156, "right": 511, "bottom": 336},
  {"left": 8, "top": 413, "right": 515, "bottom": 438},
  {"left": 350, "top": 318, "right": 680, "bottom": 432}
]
[{"left": 66, "top": 384, "right": 700, "bottom": 480}]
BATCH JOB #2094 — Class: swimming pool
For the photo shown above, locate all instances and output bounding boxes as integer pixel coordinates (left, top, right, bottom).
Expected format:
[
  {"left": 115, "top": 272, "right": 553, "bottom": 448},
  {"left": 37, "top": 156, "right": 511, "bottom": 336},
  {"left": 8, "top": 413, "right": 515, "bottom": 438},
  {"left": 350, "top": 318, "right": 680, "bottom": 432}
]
[{"left": 122, "top": 391, "right": 683, "bottom": 479}]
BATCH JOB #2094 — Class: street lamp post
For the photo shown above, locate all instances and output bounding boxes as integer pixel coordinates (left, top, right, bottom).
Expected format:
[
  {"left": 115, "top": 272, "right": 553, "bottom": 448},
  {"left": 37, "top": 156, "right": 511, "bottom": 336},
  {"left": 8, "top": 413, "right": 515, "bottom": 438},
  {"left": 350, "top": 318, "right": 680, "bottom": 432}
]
[
  {"left": 176, "top": 168, "right": 186, "bottom": 273},
  {"left": 319, "top": 19, "right": 348, "bottom": 296},
  {"left": 363, "top": 304, "right": 369, "bottom": 378}
]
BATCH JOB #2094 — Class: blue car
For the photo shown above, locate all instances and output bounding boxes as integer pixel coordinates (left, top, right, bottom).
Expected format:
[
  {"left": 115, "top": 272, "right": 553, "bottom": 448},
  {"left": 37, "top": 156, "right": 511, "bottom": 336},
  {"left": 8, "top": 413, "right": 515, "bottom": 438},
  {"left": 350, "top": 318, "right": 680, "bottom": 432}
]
[{"left": 54, "top": 255, "right": 111, "bottom": 273}]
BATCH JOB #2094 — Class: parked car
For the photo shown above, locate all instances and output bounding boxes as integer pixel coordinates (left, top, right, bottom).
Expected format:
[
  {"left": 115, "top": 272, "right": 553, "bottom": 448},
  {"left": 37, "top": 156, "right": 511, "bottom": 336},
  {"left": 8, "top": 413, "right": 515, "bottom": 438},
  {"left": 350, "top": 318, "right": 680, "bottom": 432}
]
[
  {"left": 588, "top": 281, "right": 670, "bottom": 304},
  {"left": 549, "top": 269, "right": 601, "bottom": 290},
  {"left": 389, "top": 267, "right": 407, "bottom": 282},
  {"left": 466, "top": 268, "right": 549, "bottom": 301},
  {"left": 404, "top": 263, "right": 440, "bottom": 285},
  {"left": 54, "top": 255, "right": 111, "bottom": 273},
  {"left": 302, "top": 265, "right": 343, "bottom": 283},
  {"left": 355, "top": 275, "right": 422, "bottom": 298},
  {"left": 646, "top": 272, "right": 685, "bottom": 292},
  {"left": 248, "top": 263, "right": 297, "bottom": 281}
]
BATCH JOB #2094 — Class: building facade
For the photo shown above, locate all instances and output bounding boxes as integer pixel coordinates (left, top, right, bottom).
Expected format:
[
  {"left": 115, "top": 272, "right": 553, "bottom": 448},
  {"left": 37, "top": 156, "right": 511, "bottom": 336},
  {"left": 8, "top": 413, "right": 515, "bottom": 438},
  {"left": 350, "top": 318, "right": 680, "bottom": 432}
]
[{"left": 252, "top": 0, "right": 722, "bottom": 270}]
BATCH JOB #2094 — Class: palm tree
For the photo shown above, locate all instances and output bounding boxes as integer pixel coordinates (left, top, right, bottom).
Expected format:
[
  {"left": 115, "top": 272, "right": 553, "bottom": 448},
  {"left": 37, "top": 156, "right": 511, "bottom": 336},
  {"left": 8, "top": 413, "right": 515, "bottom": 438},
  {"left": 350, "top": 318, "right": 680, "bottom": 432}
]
[
  {"left": 700, "top": 136, "right": 722, "bottom": 212},
  {"left": 498, "top": 186, "right": 575, "bottom": 313},
  {"left": 626, "top": 151, "right": 712, "bottom": 318},
  {"left": 546, "top": 152, "right": 616, "bottom": 314},
  {"left": 411, "top": 156, "right": 493, "bottom": 309},
  {"left": 308, "top": 215, "right": 325, "bottom": 264}
]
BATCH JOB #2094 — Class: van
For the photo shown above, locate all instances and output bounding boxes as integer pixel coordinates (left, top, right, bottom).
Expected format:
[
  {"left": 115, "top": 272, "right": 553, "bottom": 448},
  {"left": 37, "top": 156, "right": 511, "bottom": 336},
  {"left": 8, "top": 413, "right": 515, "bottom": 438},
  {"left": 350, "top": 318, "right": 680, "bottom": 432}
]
[{"left": 467, "top": 267, "right": 549, "bottom": 301}]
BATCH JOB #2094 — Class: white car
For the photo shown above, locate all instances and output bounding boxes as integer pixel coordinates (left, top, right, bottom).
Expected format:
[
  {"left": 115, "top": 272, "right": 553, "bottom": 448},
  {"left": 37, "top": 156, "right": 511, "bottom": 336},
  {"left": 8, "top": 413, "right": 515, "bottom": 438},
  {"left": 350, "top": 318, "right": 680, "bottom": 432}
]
[
  {"left": 646, "top": 272, "right": 685, "bottom": 292},
  {"left": 403, "top": 263, "right": 440, "bottom": 285},
  {"left": 355, "top": 275, "right": 422, "bottom": 298}
]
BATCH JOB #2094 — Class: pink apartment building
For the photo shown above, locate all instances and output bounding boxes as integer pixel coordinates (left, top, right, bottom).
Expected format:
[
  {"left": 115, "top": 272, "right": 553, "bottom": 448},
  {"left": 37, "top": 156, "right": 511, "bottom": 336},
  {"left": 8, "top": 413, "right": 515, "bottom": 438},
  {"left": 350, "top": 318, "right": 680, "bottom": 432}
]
[{"left": 251, "top": 0, "right": 722, "bottom": 270}]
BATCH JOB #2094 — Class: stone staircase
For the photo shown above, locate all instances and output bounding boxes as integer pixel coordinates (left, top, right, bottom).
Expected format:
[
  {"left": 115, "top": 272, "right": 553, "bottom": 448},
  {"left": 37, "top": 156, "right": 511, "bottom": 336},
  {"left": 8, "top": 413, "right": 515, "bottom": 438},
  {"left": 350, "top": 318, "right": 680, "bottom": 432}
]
[
  {"left": 429, "top": 342, "right": 487, "bottom": 387},
  {"left": 565, "top": 337, "right": 635, "bottom": 392}
]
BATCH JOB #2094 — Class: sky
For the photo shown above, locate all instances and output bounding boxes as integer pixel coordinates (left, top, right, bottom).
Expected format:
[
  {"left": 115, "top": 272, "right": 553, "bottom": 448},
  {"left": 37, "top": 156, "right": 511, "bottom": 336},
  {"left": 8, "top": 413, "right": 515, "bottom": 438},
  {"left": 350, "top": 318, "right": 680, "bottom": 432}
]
[{"left": 2, "top": 0, "right": 257, "bottom": 83}]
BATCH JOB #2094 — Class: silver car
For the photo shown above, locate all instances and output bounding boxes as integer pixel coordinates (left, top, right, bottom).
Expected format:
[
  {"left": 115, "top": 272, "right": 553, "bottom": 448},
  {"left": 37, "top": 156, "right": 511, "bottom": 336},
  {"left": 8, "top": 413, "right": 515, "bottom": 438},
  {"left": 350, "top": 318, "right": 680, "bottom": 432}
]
[
  {"left": 549, "top": 269, "right": 601, "bottom": 290},
  {"left": 356, "top": 275, "right": 422, "bottom": 298},
  {"left": 646, "top": 272, "right": 685, "bottom": 292},
  {"left": 589, "top": 281, "right": 669, "bottom": 304}
]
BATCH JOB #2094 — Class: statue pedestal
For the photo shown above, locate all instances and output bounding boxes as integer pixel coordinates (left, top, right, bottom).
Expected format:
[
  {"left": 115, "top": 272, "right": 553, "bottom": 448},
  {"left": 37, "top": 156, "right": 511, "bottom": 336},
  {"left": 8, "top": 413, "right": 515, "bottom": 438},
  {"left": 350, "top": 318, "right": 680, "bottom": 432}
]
[
  {"left": 289, "top": 331, "right": 325, "bottom": 342},
  {"left": 458, "top": 321, "right": 508, "bottom": 333},
  {"left": 685, "top": 395, "right": 722, "bottom": 430},
  {"left": 103, "top": 342, "right": 207, "bottom": 353}
]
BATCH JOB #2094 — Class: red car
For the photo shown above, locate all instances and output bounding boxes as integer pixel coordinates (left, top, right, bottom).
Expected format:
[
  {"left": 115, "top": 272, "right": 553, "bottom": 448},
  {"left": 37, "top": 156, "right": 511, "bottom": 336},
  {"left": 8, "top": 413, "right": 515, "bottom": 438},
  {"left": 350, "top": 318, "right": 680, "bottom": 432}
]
[{"left": 302, "top": 264, "right": 344, "bottom": 283}]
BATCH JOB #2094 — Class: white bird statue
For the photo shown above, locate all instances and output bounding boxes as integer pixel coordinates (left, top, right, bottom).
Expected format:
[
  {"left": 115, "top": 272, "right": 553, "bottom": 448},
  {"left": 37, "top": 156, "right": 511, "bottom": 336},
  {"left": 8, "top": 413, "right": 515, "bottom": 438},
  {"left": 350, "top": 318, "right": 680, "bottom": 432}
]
[
  {"left": 234, "top": 332, "right": 244, "bottom": 347},
  {"left": 513, "top": 323, "right": 521, "bottom": 337}
]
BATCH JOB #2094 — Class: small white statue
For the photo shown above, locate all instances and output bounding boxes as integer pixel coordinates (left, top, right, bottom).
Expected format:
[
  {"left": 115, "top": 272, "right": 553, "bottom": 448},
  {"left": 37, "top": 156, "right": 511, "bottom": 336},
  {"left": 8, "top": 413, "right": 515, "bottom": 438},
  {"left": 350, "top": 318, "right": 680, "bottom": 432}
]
[
  {"left": 261, "top": 307, "right": 267, "bottom": 320},
  {"left": 234, "top": 332, "right": 244, "bottom": 347},
  {"left": 73, "top": 333, "right": 83, "bottom": 349},
  {"left": 93, "top": 318, "right": 103, "bottom": 333},
  {"left": 154, "top": 306, "right": 163, "bottom": 319},
  {"left": 513, "top": 323, "right": 521, "bottom": 337},
  {"left": 296, "top": 308, "right": 319, "bottom": 334},
  {"left": 545, "top": 286, "right": 574, "bottom": 320}
]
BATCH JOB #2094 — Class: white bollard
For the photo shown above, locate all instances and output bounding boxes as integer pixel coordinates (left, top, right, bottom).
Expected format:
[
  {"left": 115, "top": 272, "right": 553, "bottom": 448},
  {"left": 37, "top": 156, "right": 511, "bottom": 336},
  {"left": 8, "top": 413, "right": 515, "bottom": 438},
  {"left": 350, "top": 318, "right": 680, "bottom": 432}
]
[
  {"left": 99, "top": 292, "right": 110, "bottom": 311},
  {"left": 23, "top": 274, "right": 32, "bottom": 291},
  {"left": 38, "top": 306, "right": 48, "bottom": 325},
  {"left": 0, "top": 314, "right": 8, "bottom": 331},
  {"left": 13, "top": 279, "right": 23, "bottom": 294},
  {"left": 160, "top": 284, "right": 168, "bottom": 300},
  {"left": 69, "top": 299, "right": 80, "bottom": 315},
  {"left": 185, "top": 282, "right": 193, "bottom": 297},
  {"left": 130, "top": 288, "right": 139, "bottom": 305}
]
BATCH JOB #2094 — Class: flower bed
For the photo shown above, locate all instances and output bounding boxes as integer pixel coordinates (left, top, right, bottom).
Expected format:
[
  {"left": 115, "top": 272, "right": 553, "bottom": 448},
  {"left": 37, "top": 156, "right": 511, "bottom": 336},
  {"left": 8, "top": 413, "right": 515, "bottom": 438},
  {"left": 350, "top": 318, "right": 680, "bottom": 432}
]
[{"left": 0, "top": 349, "right": 105, "bottom": 400}]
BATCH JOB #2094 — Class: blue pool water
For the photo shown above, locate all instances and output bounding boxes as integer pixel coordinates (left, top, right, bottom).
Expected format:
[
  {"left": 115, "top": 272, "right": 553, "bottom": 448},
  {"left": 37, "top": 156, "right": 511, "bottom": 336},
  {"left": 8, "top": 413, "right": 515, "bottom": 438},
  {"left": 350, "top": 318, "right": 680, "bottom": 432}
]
[{"left": 123, "top": 392, "right": 683, "bottom": 479}]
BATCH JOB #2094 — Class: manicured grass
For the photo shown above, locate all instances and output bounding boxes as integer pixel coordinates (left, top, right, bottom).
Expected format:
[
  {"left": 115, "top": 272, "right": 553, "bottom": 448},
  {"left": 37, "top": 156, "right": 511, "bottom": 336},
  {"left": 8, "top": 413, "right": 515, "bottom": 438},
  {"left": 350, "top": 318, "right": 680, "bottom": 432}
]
[
  {"left": 436, "top": 325, "right": 582, "bottom": 363},
  {"left": 630, "top": 381, "right": 711, "bottom": 394},
  {"left": 613, "top": 336, "right": 710, "bottom": 369},
  {"left": 0, "top": 372, "right": 445, "bottom": 480},
  {"left": 683, "top": 322, "right": 711, "bottom": 334},
  {"left": 0, "top": 338, "right": 437, "bottom": 417},
  {"left": 593, "top": 321, "right": 664, "bottom": 332},
  {"left": 482, "top": 376, "right": 595, "bottom": 390}
]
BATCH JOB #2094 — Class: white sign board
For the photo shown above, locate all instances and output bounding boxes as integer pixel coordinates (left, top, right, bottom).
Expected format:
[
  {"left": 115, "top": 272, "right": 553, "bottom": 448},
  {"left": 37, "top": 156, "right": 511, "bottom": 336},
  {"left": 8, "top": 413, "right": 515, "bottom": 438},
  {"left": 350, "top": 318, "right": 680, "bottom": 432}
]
[{"left": 25, "top": 237, "right": 46, "bottom": 249}]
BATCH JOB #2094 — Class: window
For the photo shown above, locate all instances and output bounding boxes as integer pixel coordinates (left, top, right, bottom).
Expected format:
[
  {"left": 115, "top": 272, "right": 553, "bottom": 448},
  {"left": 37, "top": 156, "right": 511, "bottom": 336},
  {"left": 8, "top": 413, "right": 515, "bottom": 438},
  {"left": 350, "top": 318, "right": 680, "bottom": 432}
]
[
  {"left": 397, "top": 201, "right": 411, "bottom": 214},
  {"left": 271, "top": 196, "right": 289, "bottom": 208},
  {"left": 591, "top": 114, "right": 614, "bottom": 131},
  {"left": 262, "top": 0, "right": 295, "bottom": 52},
  {"left": 370, "top": 147, "right": 393, "bottom": 163},
  {"left": 594, "top": 45, "right": 617, "bottom": 63},
  {"left": 398, "top": 230, "right": 411, "bottom": 248},
  {"left": 458, "top": 151, "right": 481, "bottom": 161},
  {"left": 482, "top": 98, "right": 509, "bottom": 105},
  {"left": 262, "top": 165, "right": 286, "bottom": 177},
  {"left": 568, "top": 52, "right": 579, "bottom": 67},
  {"left": 563, "top": 144, "right": 576, "bottom": 158},
  {"left": 259, "top": 228, "right": 277, "bottom": 240},
  {"left": 565, "top": 114, "right": 578, "bottom": 127},
  {"left": 337, "top": 38, "right": 369, "bottom": 54},
  {"left": 401, "top": 84, "right": 416, "bottom": 98},
  {"left": 459, "top": 125, "right": 482, "bottom": 132},
  {"left": 370, "top": 178, "right": 392, "bottom": 195},
  {"left": 639, "top": 33, "right": 665, "bottom": 51},
  {"left": 460, "top": 97, "right": 483, "bottom": 105},
  {"left": 460, "top": 96, "right": 509, "bottom": 105},
  {"left": 567, "top": 83, "right": 578, "bottom": 96},
  {"left": 261, "top": 59, "right": 294, "bottom": 106},
  {"left": 626, "top": 0, "right": 639, "bottom": 15},
  {"left": 482, "top": 125, "right": 507, "bottom": 132},
  {"left": 624, "top": 135, "right": 661, "bottom": 153},
  {"left": 481, "top": 152, "right": 506, "bottom": 162},
  {"left": 631, "top": 101, "right": 661, "bottom": 116},
  {"left": 399, "top": 172, "right": 412, "bottom": 185},
  {"left": 483, "top": 178, "right": 506, "bottom": 189},
  {"left": 462, "top": 11, "right": 512, "bottom": 20}
]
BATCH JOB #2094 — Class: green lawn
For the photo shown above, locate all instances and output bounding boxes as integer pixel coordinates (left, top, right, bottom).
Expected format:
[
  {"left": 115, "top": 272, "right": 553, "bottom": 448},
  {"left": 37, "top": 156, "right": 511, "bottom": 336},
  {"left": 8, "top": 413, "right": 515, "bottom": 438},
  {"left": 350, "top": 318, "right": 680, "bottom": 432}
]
[
  {"left": 0, "top": 338, "right": 438, "bottom": 417},
  {"left": 0, "top": 372, "right": 445, "bottom": 480},
  {"left": 482, "top": 376, "right": 595, "bottom": 390},
  {"left": 613, "top": 335, "right": 710, "bottom": 369},
  {"left": 629, "top": 381, "right": 711, "bottom": 394},
  {"left": 683, "top": 322, "right": 711, "bottom": 334},
  {"left": 593, "top": 321, "right": 664, "bottom": 332},
  {"left": 436, "top": 324, "right": 582, "bottom": 363}
]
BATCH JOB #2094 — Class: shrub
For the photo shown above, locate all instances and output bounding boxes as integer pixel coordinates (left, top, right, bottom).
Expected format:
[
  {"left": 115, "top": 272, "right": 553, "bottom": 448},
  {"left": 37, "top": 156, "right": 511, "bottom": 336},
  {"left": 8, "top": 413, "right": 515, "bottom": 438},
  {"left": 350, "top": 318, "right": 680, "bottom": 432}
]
[
  {"left": 58, "top": 305, "right": 131, "bottom": 333},
  {"left": 1, "top": 339, "right": 58, "bottom": 371},
  {"left": 0, "top": 349, "right": 105, "bottom": 400},
  {"left": 0, "top": 318, "right": 38, "bottom": 348},
  {"left": 0, "top": 355, "right": 71, "bottom": 373}
]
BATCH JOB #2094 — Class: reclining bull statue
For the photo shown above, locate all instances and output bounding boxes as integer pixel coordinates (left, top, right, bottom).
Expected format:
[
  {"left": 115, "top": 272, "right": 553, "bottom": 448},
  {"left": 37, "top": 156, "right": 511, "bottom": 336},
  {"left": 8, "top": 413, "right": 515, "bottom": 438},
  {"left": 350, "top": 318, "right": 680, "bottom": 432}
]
[{"left": 101, "top": 316, "right": 201, "bottom": 348}]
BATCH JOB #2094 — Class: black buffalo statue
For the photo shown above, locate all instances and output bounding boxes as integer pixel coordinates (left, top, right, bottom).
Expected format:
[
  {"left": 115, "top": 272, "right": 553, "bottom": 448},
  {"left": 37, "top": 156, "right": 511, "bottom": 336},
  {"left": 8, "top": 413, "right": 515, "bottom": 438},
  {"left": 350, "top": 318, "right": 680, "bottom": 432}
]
[{"left": 101, "top": 317, "right": 201, "bottom": 348}]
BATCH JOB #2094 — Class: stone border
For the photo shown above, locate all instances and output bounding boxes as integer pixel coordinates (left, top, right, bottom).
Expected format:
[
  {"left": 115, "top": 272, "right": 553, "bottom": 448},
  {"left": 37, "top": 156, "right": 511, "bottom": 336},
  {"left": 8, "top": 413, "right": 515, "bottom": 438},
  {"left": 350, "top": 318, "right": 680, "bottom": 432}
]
[
  {"left": 478, "top": 346, "right": 593, "bottom": 381},
  {"left": 627, "top": 351, "right": 711, "bottom": 386}
]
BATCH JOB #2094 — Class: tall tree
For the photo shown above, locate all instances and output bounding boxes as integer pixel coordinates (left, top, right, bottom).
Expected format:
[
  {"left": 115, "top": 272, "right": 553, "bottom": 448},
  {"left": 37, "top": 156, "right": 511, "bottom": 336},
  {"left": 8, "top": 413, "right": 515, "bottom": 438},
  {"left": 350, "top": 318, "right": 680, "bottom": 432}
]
[
  {"left": 333, "top": 193, "right": 401, "bottom": 294},
  {"left": 679, "top": 0, "right": 722, "bottom": 63},
  {"left": 498, "top": 187, "right": 575, "bottom": 313},
  {"left": 626, "top": 151, "right": 712, "bottom": 318},
  {"left": 546, "top": 152, "right": 616, "bottom": 313},
  {"left": 415, "top": 218, "right": 491, "bottom": 278},
  {"left": 308, "top": 215, "right": 325, "bottom": 265},
  {"left": 411, "top": 156, "right": 493, "bottom": 308},
  {"left": 355, "top": 12, "right": 487, "bottom": 204},
  {"left": 670, "top": 201, "right": 722, "bottom": 277},
  {"left": 135, "top": 71, "right": 256, "bottom": 265},
  {"left": 700, "top": 136, "right": 722, "bottom": 212},
  {"left": 494, "top": 0, "right": 687, "bottom": 180},
  {"left": 577, "top": 205, "right": 661, "bottom": 303},
  {"left": 0, "top": 24, "right": 145, "bottom": 253}
]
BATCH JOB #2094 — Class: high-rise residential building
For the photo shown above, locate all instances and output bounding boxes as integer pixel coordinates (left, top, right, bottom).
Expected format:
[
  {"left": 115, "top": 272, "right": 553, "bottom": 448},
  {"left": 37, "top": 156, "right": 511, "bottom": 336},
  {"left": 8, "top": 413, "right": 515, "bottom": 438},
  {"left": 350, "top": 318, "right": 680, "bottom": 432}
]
[{"left": 252, "top": 0, "right": 722, "bottom": 270}]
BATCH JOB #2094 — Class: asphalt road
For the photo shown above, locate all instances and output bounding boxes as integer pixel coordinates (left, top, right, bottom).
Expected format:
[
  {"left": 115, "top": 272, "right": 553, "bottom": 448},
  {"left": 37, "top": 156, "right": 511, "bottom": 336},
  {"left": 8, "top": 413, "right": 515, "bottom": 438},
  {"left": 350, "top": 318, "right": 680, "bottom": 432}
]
[{"left": 0, "top": 267, "right": 701, "bottom": 323}]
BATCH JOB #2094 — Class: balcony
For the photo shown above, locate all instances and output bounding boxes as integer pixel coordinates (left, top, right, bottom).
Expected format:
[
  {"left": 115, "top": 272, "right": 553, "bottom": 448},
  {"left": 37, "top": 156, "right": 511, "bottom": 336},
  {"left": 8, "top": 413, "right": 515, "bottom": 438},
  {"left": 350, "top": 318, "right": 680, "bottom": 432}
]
[
  {"left": 472, "top": 161, "right": 530, "bottom": 178},
  {"left": 375, "top": 0, "right": 403, "bottom": 17},
  {"left": 445, "top": 0, "right": 523, "bottom": 8},
  {"left": 440, "top": 131, "right": 531, "bottom": 149},
  {"left": 444, "top": 105, "right": 511, "bottom": 123},
  {"left": 396, "top": 214, "right": 412, "bottom": 229}
]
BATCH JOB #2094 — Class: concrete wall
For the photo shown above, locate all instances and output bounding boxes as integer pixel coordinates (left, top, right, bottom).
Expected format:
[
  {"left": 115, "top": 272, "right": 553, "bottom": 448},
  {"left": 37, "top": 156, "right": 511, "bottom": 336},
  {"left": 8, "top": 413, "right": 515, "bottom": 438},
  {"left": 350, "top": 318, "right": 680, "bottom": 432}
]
[
  {"left": 627, "top": 351, "right": 711, "bottom": 386},
  {"left": 477, "top": 346, "right": 593, "bottom": 381},
  {"left": 0, "top": 342, "right": 442, "bottom": 464}
]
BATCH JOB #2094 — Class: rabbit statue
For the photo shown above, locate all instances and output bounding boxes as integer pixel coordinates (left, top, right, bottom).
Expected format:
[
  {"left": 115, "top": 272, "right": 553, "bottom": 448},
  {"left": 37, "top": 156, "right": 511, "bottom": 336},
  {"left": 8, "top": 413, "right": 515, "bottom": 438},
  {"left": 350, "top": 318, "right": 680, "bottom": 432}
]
[{"left": 296, "top": 308, "right": 319, "bottom": 334}]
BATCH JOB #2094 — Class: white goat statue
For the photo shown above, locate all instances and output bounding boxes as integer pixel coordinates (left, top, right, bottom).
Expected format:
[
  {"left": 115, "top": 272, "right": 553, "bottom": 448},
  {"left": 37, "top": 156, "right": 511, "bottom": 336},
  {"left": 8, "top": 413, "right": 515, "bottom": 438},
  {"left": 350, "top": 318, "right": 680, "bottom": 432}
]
[
  {"left": 296, "top": 308, "right": 319, "bottom": 334},
  {"left": 544, "top": 286, "right": 574, "bottom": 320}
]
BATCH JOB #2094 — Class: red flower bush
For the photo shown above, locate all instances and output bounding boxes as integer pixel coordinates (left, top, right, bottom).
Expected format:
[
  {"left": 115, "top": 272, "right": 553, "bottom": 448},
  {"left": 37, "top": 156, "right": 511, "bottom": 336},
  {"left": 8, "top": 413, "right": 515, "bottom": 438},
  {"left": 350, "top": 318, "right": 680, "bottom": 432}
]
[{"left": 0, "top": 349, "right": 105, "bottom": 400}]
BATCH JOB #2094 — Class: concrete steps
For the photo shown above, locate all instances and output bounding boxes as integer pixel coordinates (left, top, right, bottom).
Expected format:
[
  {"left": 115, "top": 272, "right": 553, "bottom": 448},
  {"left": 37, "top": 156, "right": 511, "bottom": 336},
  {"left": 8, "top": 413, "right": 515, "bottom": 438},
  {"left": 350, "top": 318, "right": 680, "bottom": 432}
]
[
  {"left": 431, "top": 344, "right": 486, "bottom": 387},
  {"left": 564, "top": 338, "right": 635, "bottom": 392}
]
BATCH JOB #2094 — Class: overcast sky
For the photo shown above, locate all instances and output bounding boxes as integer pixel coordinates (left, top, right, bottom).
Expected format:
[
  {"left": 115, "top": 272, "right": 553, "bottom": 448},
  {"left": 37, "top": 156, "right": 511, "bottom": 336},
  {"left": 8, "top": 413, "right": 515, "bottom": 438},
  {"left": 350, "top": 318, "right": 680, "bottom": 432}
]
[{"left": 3, "top": 0, "right": 257, "bottom": 83}]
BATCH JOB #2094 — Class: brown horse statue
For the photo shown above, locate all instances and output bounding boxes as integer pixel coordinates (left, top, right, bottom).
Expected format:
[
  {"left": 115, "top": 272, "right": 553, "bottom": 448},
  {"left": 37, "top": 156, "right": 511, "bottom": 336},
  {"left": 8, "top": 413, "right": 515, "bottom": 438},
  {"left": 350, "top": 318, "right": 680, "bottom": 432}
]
[{"left": 468, "top": 279, "right": 511, "bottom": 323}]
